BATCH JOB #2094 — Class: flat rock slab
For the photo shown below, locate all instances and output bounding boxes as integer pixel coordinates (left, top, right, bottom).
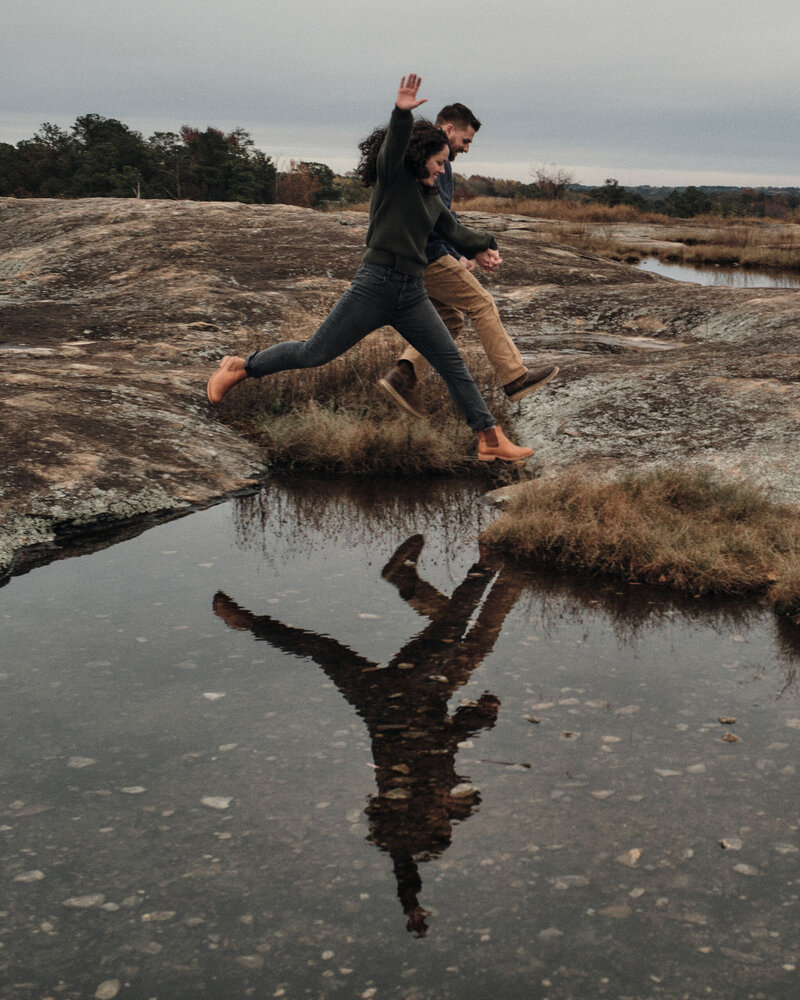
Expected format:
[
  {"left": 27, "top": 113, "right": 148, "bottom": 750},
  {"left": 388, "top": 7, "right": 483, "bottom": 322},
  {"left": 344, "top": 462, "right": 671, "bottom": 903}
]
[{"left": 1, "top": 198, "right": 798, "bottom": 579}]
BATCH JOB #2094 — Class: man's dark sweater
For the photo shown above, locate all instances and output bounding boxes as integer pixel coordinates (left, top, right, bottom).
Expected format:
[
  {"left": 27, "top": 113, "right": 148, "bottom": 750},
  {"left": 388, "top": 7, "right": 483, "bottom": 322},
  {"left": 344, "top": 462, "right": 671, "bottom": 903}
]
[
  {"left": 425, "top": 159, "right": 459, "bottom": 265},
  {"left": 363, "top": 107, "right": 496, "bottom": 278}
]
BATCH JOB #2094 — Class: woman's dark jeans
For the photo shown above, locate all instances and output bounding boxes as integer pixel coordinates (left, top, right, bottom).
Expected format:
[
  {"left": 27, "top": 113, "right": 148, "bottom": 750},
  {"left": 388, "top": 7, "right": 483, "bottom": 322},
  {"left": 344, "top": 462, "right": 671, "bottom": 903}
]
[{"left": 244, "top": 263, "right": 496, "bottom": 432}]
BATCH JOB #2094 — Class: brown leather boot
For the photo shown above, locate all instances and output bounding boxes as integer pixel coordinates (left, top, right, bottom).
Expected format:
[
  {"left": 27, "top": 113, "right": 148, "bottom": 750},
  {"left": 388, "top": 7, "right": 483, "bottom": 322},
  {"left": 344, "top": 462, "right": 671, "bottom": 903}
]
[
  {"left": 503, "top": 365, "right": 560, "bottom": 401},
  {"left": 476, "top": 425, "right": 534, "bottom": 463},
  {"left": 207, "top": 355, "right": 248, "bottom": 405},
  {"left": 378, "top": 361, "right": 425, "bottom": 418}
]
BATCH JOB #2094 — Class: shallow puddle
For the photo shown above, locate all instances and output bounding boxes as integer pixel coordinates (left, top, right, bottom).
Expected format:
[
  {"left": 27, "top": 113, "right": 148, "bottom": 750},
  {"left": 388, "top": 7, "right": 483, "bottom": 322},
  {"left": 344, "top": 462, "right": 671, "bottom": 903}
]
[
  {"left": 635, "top": 256, "right": 800, "bottom": 288},
  {"left": 2, "top": 477, "right": 799, "bottom": 999}
]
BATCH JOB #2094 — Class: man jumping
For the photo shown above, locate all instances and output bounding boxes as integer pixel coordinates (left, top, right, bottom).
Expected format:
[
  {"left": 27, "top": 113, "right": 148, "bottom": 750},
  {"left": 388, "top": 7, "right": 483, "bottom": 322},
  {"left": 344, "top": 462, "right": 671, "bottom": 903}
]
[{"left": 379, "top": 102, "right": 559, "bottom": 418}]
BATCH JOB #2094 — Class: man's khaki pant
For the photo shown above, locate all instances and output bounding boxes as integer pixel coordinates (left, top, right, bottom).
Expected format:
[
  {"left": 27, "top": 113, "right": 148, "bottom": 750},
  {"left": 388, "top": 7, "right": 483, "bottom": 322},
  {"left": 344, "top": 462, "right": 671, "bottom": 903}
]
[{"left": 398, "top": 254, "right": 526, "bottom": 387}]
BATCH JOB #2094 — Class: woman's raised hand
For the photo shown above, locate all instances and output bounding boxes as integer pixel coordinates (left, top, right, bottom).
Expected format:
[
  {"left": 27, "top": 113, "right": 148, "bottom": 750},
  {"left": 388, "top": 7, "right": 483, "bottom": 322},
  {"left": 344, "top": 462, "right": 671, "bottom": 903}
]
[{"left": 396, "top": 73, "right": 427, "bottom": 111}]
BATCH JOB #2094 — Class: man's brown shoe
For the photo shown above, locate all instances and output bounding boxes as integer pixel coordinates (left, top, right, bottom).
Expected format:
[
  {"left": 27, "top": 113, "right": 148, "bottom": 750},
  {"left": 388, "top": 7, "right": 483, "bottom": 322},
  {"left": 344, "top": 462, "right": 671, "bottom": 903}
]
[
  {"left": 378, "top": 363, "right": 425, "bottom": 418},
  {"left": 503, "top": 365, "right": 560, "bottom": 402}
]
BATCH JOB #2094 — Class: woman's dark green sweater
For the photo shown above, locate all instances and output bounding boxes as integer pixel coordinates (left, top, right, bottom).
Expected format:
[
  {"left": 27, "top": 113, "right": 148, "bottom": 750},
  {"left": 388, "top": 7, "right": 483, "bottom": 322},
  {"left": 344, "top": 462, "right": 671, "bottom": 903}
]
[{"left": 362, "top": 107, "right": 498, "bottom": 277}]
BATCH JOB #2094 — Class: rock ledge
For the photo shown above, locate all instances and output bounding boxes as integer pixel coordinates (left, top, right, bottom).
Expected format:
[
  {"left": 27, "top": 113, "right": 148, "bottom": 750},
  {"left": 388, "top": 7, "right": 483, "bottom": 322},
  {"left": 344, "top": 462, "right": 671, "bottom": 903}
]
[{"left": 2, "top": 197, "right": 798, "bottom": 579}]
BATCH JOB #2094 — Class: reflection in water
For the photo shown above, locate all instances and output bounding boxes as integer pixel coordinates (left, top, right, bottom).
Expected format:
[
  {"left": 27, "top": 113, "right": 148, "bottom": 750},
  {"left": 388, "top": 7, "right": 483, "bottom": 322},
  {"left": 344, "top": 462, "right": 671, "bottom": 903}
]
[
  {"left": 774, "top": 614, "right": 800, "bottom": 696},
  {"left": 636, "top": 255, "right": 800, "bottom": 288},
  {"left": 213, "top": 535, "right": 523, "bottom": 935},
  {"left": 516, "top": 572, "right": 800, "bottom": 694},
  {"left": 5, "top": 475, "right": 800, "bottom": 997},
  {"left": 519, "top": 566, "right": 757, "bottom": 639},
  {"left": 233, "top": 479, "right": 754, "bottom": 634},
  {"left": 232, "top": 476, "right": 490, "bottom": 573},
  {"left": 232, "top": 479, "right": 800, "bottom": 690}
]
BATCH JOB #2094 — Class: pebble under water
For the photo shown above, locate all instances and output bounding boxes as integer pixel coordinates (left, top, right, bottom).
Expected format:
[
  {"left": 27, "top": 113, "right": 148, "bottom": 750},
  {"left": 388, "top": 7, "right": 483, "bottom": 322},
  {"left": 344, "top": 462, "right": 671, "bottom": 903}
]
[{"left": 2, "top": 477, "right": 799, "bottom": 1000}]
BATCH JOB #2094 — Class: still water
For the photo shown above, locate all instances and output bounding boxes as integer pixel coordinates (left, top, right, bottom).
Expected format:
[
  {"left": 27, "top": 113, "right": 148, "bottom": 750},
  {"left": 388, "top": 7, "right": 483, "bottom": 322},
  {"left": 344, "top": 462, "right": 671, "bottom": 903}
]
[
  {"left": 635, "top": 256, "right": 800, "bottom": 288},
  {"left": 2, "top": 478, "right": 800, "bottom": 1000}
]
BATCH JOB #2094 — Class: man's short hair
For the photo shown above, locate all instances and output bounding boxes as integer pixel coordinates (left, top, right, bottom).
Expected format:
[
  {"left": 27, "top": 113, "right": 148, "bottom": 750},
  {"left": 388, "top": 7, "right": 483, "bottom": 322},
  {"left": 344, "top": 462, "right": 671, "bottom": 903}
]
[{"left": 436, "top": 103, "right": 481, "bottom": 132}]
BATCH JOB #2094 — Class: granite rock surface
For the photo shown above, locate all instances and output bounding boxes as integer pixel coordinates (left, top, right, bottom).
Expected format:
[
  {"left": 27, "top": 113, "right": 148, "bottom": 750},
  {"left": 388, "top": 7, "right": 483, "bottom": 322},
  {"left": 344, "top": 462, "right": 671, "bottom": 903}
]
[{"left": 1, "top": 197, "right": 798, "bottom": 578}]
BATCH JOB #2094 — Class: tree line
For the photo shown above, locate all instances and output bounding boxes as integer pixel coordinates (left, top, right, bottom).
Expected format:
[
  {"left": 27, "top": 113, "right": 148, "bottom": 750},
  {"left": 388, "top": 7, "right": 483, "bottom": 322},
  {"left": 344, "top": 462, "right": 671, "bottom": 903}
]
[
  {"left": 453, "top": 172, "right": 800, "bottom": 219},
  {"left": 0, "top": 113, "right": 359, "bottom": 209},
  {"left": 2, "top": 114, "right": 798, "bottom": 220},
  {"left": 579, "top": 177, "right": 800, "bottom": 218},
  {"left": 0, "top": 114, "right": 277, "bottom": 202}
]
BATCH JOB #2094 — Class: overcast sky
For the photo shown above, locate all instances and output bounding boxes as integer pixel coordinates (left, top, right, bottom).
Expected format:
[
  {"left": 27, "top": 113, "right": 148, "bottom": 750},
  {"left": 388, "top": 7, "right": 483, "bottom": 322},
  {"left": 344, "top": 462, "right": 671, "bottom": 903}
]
[{"left": 3, "top": 0, "right": 799, "bottom": 188}]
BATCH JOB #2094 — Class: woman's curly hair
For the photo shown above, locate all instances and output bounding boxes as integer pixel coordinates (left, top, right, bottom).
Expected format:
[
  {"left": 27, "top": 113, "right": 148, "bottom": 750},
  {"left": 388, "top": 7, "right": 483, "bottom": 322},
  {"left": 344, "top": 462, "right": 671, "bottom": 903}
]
[{"left": 356, "top": 118, "right": 448, "bottom": 191}]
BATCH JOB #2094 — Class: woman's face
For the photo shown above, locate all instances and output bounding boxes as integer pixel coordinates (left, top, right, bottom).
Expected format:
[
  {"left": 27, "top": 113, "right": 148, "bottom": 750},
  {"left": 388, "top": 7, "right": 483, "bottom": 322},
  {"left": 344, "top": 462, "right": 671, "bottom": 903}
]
[{"left": 422, "top": 144, "right": 450, "bottom": 186}]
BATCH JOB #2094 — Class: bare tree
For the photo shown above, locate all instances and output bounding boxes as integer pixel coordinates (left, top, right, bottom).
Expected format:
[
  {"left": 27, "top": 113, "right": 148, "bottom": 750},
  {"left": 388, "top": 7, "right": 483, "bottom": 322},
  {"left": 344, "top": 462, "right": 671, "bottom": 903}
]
[{"left": 532, "top": 162, "right": 574, "bottom": 200}]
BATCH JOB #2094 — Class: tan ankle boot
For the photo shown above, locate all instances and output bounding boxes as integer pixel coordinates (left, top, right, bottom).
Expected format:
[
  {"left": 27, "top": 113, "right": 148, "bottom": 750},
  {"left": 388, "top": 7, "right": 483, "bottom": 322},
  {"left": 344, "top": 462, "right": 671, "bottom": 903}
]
[
  {"left": 207, "top": 356, "right": 248, "bottom": 405},
  {"left": 476, "top": 425, "right": 534, "bottom": 462}
]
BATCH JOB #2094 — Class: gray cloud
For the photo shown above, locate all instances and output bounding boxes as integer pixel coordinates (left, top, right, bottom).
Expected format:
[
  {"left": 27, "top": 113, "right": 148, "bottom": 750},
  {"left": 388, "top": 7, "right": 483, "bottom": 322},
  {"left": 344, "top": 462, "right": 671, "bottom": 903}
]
[{"left": 3, "top": 0, "right": 799, "bottom": 186}]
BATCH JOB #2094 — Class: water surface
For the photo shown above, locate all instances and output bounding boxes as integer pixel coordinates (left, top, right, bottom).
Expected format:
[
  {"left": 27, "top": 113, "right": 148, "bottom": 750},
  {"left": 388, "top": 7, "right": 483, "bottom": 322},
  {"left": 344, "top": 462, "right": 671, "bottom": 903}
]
[
  {"left": 2, "top": 478, "right": 799, "bottom": 999},
  {"left": 635, "top": 256, "right": 800, "bottom": 288}
]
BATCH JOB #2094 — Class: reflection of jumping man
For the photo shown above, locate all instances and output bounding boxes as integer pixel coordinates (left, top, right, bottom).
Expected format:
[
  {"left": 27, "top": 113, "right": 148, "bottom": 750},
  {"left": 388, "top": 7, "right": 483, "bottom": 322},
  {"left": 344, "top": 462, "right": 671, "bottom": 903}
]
[{"left": 213, "top": 536, "right": 524, "bottom": 935}]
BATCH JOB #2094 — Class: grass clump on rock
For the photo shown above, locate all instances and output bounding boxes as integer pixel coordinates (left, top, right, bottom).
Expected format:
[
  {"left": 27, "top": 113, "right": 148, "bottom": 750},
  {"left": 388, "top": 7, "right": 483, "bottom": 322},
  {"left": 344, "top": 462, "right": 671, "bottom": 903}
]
[
  {"left": 216, "top": 332, "right": 515, "bottom": 476},
  {"left": 481, "top": 466, "right": 800, "bottom": 620}
]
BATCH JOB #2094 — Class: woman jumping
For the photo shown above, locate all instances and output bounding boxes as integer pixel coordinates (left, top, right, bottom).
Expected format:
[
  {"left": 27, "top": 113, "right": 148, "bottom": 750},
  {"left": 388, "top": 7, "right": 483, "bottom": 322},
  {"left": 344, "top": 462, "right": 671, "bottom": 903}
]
[{"left": 207, "top": 73, "right": 533, "bottom": 463}]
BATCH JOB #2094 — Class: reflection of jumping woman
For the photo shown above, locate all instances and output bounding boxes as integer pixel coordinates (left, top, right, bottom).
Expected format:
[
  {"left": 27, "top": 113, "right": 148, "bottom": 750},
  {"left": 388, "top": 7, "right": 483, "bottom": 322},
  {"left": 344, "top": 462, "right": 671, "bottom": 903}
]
[{"left": 207, "top": 73, "right": 533, "bottom": 463}]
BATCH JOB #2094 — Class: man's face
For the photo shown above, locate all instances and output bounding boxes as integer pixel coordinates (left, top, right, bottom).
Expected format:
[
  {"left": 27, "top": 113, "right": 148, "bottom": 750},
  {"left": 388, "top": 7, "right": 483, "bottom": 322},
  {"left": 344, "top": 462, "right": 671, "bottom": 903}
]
[{"left": 442, "top": 123, "right": 476, "bottom": 160}]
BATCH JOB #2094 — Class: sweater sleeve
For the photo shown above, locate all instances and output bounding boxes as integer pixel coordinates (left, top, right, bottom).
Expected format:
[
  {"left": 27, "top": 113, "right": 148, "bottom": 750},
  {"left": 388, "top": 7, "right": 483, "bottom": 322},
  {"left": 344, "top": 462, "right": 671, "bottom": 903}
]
[
  {"left": 376, "top": 106, "right": 413, "bottom": 186},
  {"left": 432, "top": 202, "right": 498, "bottom": 259}
]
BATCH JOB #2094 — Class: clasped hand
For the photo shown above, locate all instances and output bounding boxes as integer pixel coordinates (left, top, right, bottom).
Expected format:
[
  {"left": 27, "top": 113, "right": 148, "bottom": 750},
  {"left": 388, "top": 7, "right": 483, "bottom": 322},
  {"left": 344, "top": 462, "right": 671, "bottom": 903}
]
[{"left": 474, "top": 248, "right": 503, "bottom": 271}]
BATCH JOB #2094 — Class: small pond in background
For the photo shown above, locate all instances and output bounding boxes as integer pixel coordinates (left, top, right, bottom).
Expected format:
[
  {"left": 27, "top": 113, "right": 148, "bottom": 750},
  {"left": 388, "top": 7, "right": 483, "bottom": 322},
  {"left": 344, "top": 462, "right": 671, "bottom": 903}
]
[
  {"left": 635, "top": 256, "right": 800, "bottom": 288},
  {"left": 2, "top": 477, "right": 800, "bottom": 1000}
]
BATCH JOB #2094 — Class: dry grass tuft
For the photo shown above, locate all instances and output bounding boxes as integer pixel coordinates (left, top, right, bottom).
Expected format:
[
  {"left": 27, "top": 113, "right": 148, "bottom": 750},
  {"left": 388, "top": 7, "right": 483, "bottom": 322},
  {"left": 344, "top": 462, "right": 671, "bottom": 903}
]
[
  {"left": 482, "top": 466, "right": 800, "bottom": 618},
  {"left": 246, "top": 402, "right": 476, "bottom": 475},
  {"left": 216, "top": 330, "right": 516, "bottom": 476},
  {"left": 656, "top": 223, "right": 800, "bottom": 269},
  {"left": 454, "top": 196, "right": 665, "bottom": 224}
]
